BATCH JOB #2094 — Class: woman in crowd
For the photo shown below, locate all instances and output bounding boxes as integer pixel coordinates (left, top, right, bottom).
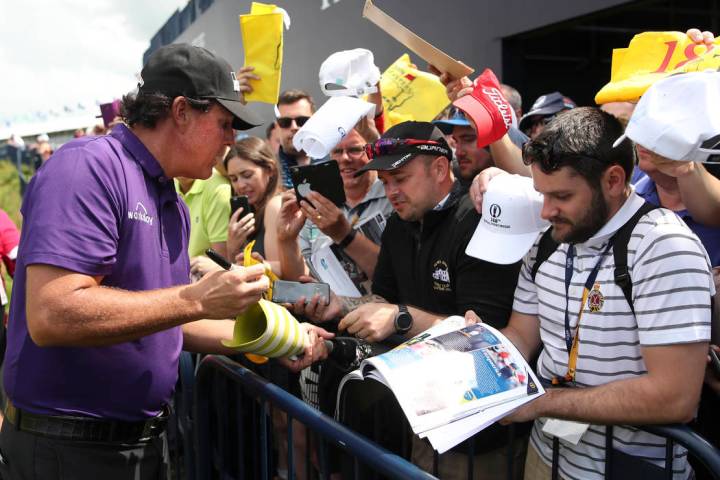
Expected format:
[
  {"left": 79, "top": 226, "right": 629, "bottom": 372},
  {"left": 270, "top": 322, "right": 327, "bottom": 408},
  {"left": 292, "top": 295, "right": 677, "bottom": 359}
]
[{"left": 224, "top": 137, "right": 284, "bottom": 274}]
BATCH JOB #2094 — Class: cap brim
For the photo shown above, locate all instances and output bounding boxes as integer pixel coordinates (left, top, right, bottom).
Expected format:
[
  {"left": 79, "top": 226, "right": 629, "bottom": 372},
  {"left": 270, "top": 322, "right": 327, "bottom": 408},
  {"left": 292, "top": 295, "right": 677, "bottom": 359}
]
[
  {"left": 453, "top": 95, "right": 495, "bottom": 148},
  {"left": 518, "top": 107, "right": 565, "bottom": 131},
  {"left": 432, "top": 118, "right": 471, "bottom": 134},
  {"left": 465, "top": 223, "right": 540, "bottom": 265},
  {"left": 216, "top": 98, "right": 263, "bottom": 130},
  {"left": 353, "top": 152, "right": 419, "bottom": 177},
  {"left": 612, "top": 133, "right": 628, "bottom": 149}
]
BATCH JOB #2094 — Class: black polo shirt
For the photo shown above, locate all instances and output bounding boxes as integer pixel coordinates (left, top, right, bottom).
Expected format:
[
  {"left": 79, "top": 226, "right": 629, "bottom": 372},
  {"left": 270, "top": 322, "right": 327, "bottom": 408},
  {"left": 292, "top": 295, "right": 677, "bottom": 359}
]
[{"left": 372, "top": 181, "right": 520, "bottom": 329}]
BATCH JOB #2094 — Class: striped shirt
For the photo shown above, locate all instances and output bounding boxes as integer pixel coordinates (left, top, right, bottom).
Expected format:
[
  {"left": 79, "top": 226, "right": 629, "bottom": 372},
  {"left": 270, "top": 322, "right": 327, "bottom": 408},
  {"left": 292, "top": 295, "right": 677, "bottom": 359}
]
[{"left": 513, "top": 192, "right": 713, "bottom": 480}]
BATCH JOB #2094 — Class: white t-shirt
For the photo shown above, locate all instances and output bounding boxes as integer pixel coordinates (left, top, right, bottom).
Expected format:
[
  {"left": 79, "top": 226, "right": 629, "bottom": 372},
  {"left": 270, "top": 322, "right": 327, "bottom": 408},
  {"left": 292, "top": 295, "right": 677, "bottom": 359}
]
[{"left": 514, "top": 192, "right": 714, "bottom": 480}]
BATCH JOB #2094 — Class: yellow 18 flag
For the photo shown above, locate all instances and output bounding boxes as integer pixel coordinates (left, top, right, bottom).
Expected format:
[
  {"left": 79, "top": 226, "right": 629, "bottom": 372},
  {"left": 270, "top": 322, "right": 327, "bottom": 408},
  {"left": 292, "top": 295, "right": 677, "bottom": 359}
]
[{"left": 596, "top": 31, "right": 720, "bottom": 104}]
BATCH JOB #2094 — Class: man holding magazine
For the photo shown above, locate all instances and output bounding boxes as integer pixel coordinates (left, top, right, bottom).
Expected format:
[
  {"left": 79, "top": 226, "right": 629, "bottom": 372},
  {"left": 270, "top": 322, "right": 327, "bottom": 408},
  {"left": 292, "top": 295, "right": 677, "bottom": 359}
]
[
  {"left": 470, "top": 107, "right": 712, "bottom": 480},
  {"left": 331, "top": 121, "right": 526, "bottom": 479}
]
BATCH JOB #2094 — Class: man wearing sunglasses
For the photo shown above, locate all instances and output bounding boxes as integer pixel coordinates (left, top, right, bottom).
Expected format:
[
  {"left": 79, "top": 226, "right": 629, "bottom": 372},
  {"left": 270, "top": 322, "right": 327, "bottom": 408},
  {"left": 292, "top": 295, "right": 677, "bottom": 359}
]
[
  {"left": 336, "top": 121, "right": 525, "bottom": 478},
  {"left": 275, "top": 89, "right": 316, "bottom": 189}
]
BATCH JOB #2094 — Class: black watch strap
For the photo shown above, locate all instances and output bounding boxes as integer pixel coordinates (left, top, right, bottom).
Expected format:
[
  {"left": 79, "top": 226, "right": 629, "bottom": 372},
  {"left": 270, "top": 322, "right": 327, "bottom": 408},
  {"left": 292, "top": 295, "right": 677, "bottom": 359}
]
[
  {"left": 394, "top": 304, "right": 413, "bottom": 335},
  {"left": 337, "top": 228, "right": 357, "bottom": 249}
]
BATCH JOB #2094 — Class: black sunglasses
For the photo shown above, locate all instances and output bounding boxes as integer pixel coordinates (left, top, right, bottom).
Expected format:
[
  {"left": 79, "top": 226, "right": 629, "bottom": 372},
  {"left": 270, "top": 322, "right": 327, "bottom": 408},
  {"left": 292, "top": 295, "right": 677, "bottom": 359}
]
[
  {"left": 276, "top": 116, "right": 310, "bottom": 128},
  {"left": 522, "top": 141, "right": 598, "bottom": 173}
]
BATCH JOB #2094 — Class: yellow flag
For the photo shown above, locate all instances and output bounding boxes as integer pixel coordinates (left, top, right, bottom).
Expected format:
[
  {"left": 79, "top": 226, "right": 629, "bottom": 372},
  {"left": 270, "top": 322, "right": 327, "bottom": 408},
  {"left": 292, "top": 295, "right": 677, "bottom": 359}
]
[
  {"left": 379, "top": 54, "right": 449, "bottom": 128},
  {"left": 239, "top": 2, "right": 285, "bottom": 104},
  {"left": 596, "top": 31, "right": 720, "bottom": 104}
]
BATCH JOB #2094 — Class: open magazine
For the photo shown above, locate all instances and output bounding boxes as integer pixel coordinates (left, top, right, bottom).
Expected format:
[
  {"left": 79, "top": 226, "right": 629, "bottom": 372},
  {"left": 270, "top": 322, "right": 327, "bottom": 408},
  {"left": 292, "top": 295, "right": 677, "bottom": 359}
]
[{"left": 337, "top": 316, "right": 544, "bottom": 453}]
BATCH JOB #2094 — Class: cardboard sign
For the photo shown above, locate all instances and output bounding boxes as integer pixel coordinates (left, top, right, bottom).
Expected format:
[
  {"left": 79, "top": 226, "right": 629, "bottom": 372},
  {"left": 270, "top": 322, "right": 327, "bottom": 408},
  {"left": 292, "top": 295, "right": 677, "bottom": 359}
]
[
  {"left": 363, "top": 0, "right": 473, "bottom": 79},
  {"left": 595, "top": 31, "right": 720, "bottom": 104}
]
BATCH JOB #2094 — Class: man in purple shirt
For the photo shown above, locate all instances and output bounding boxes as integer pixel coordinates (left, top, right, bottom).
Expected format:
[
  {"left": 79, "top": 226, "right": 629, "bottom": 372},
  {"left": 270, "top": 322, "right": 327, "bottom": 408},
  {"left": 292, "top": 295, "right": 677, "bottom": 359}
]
[{"left": 0, "top": 44, "right": 330, "bottom": 480}]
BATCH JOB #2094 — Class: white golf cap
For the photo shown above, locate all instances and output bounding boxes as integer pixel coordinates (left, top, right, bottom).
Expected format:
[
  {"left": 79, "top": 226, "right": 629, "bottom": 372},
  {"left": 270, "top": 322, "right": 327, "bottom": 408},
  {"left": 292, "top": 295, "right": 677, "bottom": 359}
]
[
  {"left": 319, "top": 48, "right": 381, "bottom": 97},
  {"left": 466, "top": 174, "right": 550, "bottom": 265},
  {"left": 613, "top": 71, "right": 720, "bottom": 163}
]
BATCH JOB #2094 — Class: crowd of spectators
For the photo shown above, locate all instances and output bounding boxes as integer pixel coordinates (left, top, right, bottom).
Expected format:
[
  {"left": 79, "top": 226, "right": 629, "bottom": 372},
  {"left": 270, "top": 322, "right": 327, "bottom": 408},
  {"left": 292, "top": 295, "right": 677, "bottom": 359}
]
[{"left": 1, "top": 24, "right": 719, "bottom": 480}]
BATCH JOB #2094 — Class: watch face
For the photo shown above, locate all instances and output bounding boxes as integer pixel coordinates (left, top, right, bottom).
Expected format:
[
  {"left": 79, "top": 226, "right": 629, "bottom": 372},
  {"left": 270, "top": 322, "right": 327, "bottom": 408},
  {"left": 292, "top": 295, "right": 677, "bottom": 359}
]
[{"left": 396, "top": 312, "right": 412, "bottom": 332}]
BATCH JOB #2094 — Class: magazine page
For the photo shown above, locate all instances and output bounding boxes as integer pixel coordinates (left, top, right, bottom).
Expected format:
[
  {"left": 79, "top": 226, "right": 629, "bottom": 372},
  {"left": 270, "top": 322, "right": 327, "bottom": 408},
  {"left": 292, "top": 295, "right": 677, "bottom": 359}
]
[
  {"left": 368, "top": 321, "right": 533, "bottom": 434},
  {"left": 335, "top": 316, "right": 467, "bottom": 420},
  {"left": 422, "top": 368, "right": 544, "bottom": 453}
]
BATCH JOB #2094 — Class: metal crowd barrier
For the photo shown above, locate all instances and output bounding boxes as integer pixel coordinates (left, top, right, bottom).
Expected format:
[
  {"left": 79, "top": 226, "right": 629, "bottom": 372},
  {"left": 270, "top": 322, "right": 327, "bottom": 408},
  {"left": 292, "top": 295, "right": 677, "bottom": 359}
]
[
  {"left": 192, "top": 354, "right": 436, "bottom": 480},
  {"left": 173, "top": 352, "right": 720, "bottom": 480},
  {"left": 547, "top": 423, "right": 720, "bottom": 480}
]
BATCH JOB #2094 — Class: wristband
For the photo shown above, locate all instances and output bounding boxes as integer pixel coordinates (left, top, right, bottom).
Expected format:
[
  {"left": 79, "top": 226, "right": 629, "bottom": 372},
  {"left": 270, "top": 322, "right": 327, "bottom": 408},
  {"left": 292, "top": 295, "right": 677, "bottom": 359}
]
[{"left": 336, "top": 229, "right": 357, "bottom": 249}]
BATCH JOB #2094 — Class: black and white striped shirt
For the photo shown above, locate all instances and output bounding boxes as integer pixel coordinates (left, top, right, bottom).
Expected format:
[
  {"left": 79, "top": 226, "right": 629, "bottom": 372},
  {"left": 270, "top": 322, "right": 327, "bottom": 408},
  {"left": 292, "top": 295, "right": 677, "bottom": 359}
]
[{"left": 513, "top": 192, "right": 713, "bottom": 480}]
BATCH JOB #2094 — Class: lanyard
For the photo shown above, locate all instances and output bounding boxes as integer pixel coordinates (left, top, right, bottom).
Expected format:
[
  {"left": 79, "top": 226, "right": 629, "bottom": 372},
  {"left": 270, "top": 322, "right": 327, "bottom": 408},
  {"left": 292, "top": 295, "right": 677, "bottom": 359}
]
[{"left": 553, "top": 239, "right": 614, "bottom": 385}]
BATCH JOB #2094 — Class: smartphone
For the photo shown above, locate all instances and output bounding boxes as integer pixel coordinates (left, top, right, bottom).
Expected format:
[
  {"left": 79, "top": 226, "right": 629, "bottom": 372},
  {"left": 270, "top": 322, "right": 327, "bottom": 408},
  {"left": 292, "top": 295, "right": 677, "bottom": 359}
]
[
  {"left": 271, "top": 280, "right": 331, "bottom": 305},
  {"left": 230, "top": 195, "right": 253, "bottom": 218},
  {"left": 290, "top": 160, "right": 346, "bottom": 207}
]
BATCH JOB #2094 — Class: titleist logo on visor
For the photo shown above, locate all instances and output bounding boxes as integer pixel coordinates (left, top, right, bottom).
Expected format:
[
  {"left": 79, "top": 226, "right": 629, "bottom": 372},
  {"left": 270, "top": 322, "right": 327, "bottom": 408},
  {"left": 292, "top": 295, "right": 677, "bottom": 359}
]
[{"left": 482, "top": 87, "right": 513, "bottom": 129}]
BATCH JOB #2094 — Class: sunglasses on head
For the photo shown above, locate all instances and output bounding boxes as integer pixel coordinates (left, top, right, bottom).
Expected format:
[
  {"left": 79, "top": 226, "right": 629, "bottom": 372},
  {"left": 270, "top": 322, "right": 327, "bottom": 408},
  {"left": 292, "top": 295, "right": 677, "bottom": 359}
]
[
  {"left": 522, "top": 140, "right": 598, "bottom": 173},
  {"left": 276, "top": 116, "right": 310, "bottom": 128},
  {"left": 364, "top": 138, "right": 451, "bottom": 160}
]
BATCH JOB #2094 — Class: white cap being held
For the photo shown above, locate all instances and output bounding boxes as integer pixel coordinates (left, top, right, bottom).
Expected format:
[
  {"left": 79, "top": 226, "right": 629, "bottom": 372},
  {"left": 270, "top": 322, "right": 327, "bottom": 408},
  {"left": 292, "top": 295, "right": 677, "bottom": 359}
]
[
  {"left": 466, "top": 174, "right": 550, "bottom": 265},
  {"left": 319, "top": 48, "right": 381, "bottom": 97},
  {"left": 613, "top": 71, "right": 720, "bottom": 163}
]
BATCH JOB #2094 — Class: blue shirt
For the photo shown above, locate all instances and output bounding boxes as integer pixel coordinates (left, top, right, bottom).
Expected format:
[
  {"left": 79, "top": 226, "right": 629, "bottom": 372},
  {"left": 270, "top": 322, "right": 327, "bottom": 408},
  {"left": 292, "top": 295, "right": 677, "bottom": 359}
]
[
  {"left": 634, "top": 172, "right": 720, "bottom": 266},
  {"left": 5, "top": 124, "right": 189, "bottom": 420}
]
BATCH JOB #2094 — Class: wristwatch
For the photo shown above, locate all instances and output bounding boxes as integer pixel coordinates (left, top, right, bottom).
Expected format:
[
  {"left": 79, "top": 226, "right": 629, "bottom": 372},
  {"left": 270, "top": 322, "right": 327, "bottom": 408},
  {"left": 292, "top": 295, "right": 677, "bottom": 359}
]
[{"left": 394, "top": 304, "right": 413, "bottom": 335}]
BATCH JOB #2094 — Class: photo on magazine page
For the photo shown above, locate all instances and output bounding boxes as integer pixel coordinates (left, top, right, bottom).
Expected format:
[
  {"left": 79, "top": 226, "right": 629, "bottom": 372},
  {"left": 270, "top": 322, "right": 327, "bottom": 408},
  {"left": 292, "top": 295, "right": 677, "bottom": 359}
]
[{"left": 375, "top": 324, "right": 532, "bottom": 419}]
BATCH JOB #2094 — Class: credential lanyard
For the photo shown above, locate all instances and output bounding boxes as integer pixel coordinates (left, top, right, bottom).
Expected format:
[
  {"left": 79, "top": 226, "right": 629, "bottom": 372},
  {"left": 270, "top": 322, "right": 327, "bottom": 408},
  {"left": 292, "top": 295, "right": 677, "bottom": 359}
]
[{"left": 553, "top": 239, "right": 614, "bottom": 385}]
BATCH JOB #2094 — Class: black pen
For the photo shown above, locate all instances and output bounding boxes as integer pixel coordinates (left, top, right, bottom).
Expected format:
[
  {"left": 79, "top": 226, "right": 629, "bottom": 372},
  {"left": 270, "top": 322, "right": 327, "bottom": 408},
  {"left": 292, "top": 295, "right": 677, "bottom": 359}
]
[{"left": 205, "top": 248, "right": 236, "bottom": 271}]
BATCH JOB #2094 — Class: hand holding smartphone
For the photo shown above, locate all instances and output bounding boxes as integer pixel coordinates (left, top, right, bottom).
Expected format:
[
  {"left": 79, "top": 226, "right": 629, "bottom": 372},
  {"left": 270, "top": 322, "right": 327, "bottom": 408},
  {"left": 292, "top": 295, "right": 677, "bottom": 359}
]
[
  {"left": 230, "top": 195, "right": 254, "bottom": 218},
  {"left": 271, "top": 280, "right": 331, "bottom": 305}
]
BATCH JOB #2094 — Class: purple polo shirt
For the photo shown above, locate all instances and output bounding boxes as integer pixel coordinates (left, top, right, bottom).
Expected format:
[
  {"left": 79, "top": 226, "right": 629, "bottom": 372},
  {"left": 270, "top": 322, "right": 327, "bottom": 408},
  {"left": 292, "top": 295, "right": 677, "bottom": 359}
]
[{"left": 4, "top": 124, "right": 189, "bottom": 421}]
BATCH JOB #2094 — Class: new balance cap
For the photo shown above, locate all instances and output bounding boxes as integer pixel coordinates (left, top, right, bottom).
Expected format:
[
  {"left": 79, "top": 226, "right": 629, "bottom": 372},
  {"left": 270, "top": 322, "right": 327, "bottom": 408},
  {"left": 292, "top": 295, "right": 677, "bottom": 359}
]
[{"left": 138, "top": 43, "right": 261, "bottom": 130}]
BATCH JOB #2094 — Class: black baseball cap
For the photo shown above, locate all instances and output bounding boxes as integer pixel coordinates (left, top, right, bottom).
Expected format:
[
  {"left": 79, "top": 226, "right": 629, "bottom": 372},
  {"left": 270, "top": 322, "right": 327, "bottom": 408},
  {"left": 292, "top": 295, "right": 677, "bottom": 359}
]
[
  {"left": 138, "top": 43, "right": 261, "bottom": 130},
  {"left": 518, "top": 92, "right": 575, "bottom": 131},
  {"left": 355, "top": 121, "right": 452, "bottom": 177}
]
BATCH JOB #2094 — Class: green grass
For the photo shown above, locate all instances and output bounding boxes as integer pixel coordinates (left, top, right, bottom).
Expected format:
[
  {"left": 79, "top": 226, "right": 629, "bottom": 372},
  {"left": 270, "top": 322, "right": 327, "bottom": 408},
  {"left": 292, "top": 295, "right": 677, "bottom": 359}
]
[{"left": 0, "top": 159, "right": 30, "bottom": 303}]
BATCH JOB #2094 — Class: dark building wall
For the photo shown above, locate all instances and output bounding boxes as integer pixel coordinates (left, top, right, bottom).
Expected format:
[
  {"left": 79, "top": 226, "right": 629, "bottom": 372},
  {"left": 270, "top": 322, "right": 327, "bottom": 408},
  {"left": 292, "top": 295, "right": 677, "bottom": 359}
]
[
  {"left": 148, "top": 0, "right": 720, "bottom": 130},
  {"left": 154, "top": 0, "right": 629, "bottom": 127}
]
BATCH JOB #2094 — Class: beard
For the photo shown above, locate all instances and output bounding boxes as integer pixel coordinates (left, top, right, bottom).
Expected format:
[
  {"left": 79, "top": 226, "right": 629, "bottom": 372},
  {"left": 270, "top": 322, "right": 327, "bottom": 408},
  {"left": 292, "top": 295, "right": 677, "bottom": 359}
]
[{"left": 551, "top": 188, "right": 609, "bottom": 244}]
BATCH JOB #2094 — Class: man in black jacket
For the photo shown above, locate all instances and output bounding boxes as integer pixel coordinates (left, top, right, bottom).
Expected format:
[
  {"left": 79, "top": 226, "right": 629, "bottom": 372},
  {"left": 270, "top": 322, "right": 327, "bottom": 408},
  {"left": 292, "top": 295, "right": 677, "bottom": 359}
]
[{"left": 336, "top": 121, "right": 525, "bottom": 479}]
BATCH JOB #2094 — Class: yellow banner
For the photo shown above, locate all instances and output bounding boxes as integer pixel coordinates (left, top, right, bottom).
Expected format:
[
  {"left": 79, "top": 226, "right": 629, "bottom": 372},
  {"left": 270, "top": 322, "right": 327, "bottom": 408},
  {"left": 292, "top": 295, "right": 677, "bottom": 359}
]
[
  {"left": 596, "top": 31, "right": 720, "bottom": 104},
  {"left": 379, "top": 54, "right": 449, "bottom": 128},
  {"left": 239, "top": 2, "right": 284, "bottom": 104}
]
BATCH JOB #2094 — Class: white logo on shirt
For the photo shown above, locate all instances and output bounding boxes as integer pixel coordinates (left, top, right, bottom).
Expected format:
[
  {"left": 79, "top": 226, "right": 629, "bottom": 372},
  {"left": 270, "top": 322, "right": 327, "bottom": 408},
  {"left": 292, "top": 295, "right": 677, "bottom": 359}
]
[{"left": 128, "top": 202, "right": 154, "bottom": 226}]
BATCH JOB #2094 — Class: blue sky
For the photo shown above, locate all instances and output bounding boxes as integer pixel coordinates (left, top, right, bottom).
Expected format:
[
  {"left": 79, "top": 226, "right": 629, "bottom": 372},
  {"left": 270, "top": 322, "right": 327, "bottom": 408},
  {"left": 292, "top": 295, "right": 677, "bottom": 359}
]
[{"left": 0, "top": 0, "right": 187, "bottom": 122}]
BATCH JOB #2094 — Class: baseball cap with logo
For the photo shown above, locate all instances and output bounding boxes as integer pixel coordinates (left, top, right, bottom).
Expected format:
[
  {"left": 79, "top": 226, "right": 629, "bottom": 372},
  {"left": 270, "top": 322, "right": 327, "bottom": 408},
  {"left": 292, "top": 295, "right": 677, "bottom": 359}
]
[
  {"left": 518, "top": 92, "right": 576, "bottom": 132},
  {"left": 319, "top": 48, "right": 381, "bottom": 97},
  {"left": 354, "top": 121, "right": 452, "bottom": 176},
  {"left": 452, "top": 69, "right": 514, "bottom": 148},
  {"left": 466, "top": 174, "right": 550, "bottom": 265},
  {"left": 138, "top": 43, "right": 261, "bottom": 130},
  {"left": 612, "top": 71, "right": 720, "bottom": 163}
]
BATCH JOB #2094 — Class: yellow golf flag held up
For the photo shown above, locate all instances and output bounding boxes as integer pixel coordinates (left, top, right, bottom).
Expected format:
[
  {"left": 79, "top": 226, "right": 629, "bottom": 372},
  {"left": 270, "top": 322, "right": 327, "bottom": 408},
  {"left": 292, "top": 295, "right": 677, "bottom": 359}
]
[
  {"left": 596, "top": 31, "right": 720, "bottom": 104},
  {"left": 239, "top": 2, "right": 289, "bottom": 104},
  {"left": 379, "top": 54, "right": 449, "bottom": 129}
]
